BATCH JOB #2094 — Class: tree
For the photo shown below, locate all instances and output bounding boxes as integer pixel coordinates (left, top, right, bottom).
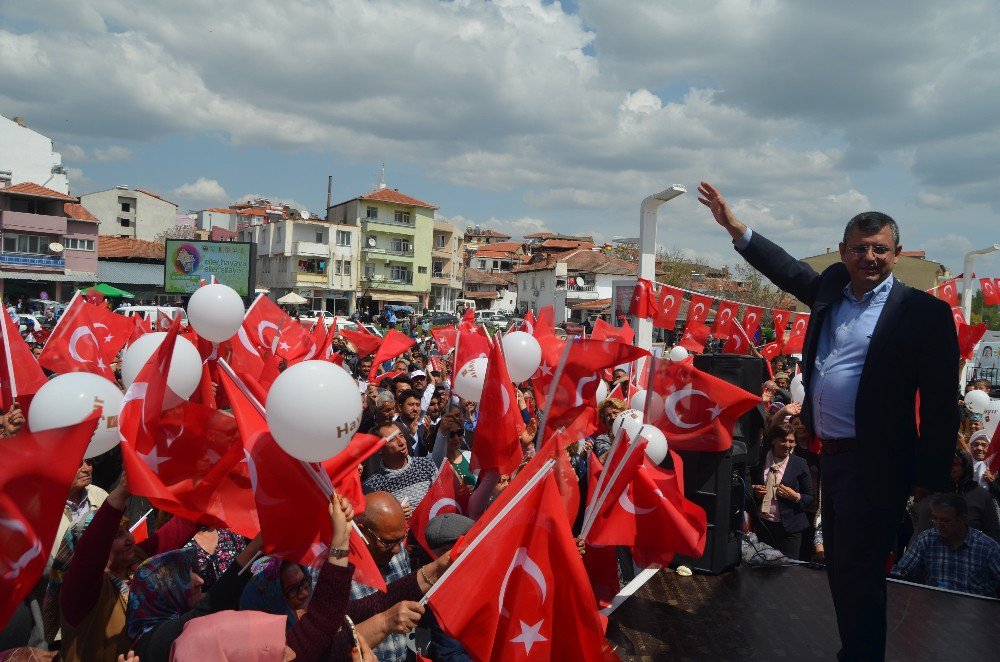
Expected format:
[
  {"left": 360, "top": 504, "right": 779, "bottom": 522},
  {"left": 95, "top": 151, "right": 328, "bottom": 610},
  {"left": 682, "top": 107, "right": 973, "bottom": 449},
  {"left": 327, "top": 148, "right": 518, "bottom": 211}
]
[
  {"left": 970, "top": 290, "right": 1000, "bottom": 330},
  {"left": 153, "top": 224, "right": 195, "bottom": 243}
]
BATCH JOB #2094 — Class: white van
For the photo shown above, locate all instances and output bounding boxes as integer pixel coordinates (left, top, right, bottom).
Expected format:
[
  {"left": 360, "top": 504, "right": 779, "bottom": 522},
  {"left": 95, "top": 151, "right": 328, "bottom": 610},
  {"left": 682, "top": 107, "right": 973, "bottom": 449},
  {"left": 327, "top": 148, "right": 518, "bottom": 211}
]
[{"left": 114, "top": 305, "right": 189, "bottom": 327}]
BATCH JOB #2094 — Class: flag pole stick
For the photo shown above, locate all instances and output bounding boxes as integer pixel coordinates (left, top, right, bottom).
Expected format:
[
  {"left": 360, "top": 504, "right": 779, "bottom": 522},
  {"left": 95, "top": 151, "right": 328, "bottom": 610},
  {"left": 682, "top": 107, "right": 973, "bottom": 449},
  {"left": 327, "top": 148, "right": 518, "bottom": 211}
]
[
  {"left": 535, "top": 339, "right": 573, "bottom": 449},
  {"left": 580, "top": 439, "right": 643, "bottom": 540},
  {"left": 128, "top": 508, "right": 154, "bottom": 533},
  {"left": 419, "top": 458, "right": 555, "bottom": 606},
  {"left": 579, "top": 425, "right": 625, "bottom": 534},
  {"left": 1, "top": 313, "right": 18, "bottom": 402}
]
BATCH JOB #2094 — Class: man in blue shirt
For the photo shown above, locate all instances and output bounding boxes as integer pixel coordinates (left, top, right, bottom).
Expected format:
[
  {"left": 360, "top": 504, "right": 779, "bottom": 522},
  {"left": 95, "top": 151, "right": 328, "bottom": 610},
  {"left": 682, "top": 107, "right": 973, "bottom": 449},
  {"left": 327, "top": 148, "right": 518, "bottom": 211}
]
[
  {"left": 699, "top": 182, "right": 960, "bottom": 661},
  {"left": 892, "top": 493, "right": 1000, "bottom": 597}
]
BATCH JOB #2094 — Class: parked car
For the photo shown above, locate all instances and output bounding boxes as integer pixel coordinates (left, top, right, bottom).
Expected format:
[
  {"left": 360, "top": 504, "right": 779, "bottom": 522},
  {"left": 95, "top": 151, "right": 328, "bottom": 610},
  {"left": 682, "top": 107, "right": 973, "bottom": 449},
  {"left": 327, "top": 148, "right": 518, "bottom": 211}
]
[
  {"left": 361, "top": 323, "right": 383, "bottom": 337},
  {"left": 560, "top": 321, "right": 585, "bottom": 338},
  {"left": 114, "top": 305, "right": 189, "bottom": 327},
  {"left": 428, "top": 313, "right": 458, "bottom": 327}
]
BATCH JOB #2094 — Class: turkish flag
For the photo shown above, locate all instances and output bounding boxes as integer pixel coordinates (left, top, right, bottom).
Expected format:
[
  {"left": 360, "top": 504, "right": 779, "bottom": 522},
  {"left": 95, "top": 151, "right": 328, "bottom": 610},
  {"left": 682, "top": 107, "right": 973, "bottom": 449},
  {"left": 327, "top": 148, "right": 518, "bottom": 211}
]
[
  {"left": 534, "top": 306, "right": 556, "bottom": 338},
  {"left": 533, "top": 340, "right": 649, "bottom": 430},
  {"left": 0, "top": 307, "right": 47, "bottom": 411},
  {"left": 591, "top": 317, "right": 634, "bottom": 345},
  {"left": 951, "top": 306, "right": 967, "bottom": 330},
  {"left": 410, "top": 462, "right": 471, "bottom": 558},
  {"left": 38, "top": 297, "right": 123, "bottom": 380},
  {"left": 587, "top": 451, "right": 707, "bottom": 567},
  {"left": 628, "top": 278, "right": 658, "bottom": 319},
  {"left": 0, "top": 413, "right": 100, "bottom": 630},
  {"left": 935, "top": 278, "right": 959, "bottom": 306},
  {"left": 430, "top": 326, "right": 457, "bottom": 355},
  {"left": 761, "top": 341, "right": 782, "bottom": 361},
  {"left": 242, "top": 295, "right": 307, "bottom": 360},
  {"left": 129, "top": 511, "right": 151, "bottom": 544},
  {"left": 119, "top": 320, "right": 259, "bottom": 538},
  {"left": 368, "top": 329, "right": 416, "bottom": 381},
  {"left": 341, "top": 327, "right": 382, "bottom": 359},
  {"left": 518, "top": 310, "right": 536, "bottom": 334},
  {"left": 320, "top": 432, "right": 385, "bottom": 514},
  {"left": 582, "top": 453, "right": 619, "bottom": 610},
  {"left": 784, "top": 313, "right": 810, "bottom": 354},
  {"left": 742, "top": 306, "right": 764, "bottom": 340},
  {"left": 771, "top": 308, "right": 791, "bottom": 347},
  {"left": 653, "top": 285, "right": 683, "bottom": 330},
  {"left": 458, "top": 307, "right": 476, "bottom": 332},
  {"left": 645, "top": 356, "right": 761, "bottom": 452},
  {"left": 584, "top": 436, "right": 648, "bottom": 534},
  {"left": 710, "top": 300, "right": 740, "bottom": 340},
  {"left": 980, "top": 278, "right": 1000, "bottom": 306},
  {"left": 84, "top": 287, "right": 105, "bottom": 306},
  {"left": 286, "top": 320, "right": 329, "bottom": 365},
  {"left": 429, "top": 472, "right": 615, "bottom": 662},
  {"left": 686, "top": 294, "right": 712, "bottom": 326},
  {"left": 455, "top": 326, "right": 492, "bottom": 371},
  {"left": 957, "top": 321, "right": 988, "bottom": 360},
  {"left": 678, "top": 321, "right": 710, "bottom": 353},
  {"left": 722, "top": 318, "right": 754, "bottom": 355},
  {"left": 472, "top": 340, "right": 525, "bottom": 475}
]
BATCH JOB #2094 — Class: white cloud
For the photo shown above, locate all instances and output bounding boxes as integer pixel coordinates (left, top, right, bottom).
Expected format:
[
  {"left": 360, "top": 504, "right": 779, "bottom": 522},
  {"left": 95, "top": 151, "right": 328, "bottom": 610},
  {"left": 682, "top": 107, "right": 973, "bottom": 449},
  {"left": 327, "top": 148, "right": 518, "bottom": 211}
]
[
  {"left": 61, "top": 144, "right": 87, "bottom": 161},
  {"left": 170, "top": 178, "right": 228, "bottom": 209},
  {"left": 92, "top": 145, "right": 132, "bottom": 162},
  {"left": 916, "top": 190, "right": 955, "bottom": 209}
]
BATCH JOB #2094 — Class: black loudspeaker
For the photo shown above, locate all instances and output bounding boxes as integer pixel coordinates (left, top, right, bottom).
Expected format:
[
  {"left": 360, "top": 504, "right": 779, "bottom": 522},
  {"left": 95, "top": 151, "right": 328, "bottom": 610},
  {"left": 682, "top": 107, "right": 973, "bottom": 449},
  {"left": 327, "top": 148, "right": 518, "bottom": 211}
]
[{"left": 670, "top": 354, "right": 766, "bottom": 574}]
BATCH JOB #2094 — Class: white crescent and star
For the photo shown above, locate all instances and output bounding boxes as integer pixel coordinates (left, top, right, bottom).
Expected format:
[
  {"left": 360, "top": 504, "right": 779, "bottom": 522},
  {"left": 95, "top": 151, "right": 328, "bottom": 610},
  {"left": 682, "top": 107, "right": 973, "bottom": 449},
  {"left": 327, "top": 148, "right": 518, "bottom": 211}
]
[
  {"left": 499, "top": 547, "right": 548, "bottom": 615},
  {"left": 663, "top": 386, "right": 722, "bottom": 429},
  {"left": 574, "top": 374, "right": 599, "bottom": 406},
  {"left": 0, "top": 517, "right": 42, "bottom": 580},
  {"left": 618, "top": 488, "right": 655, "bottom": 515},
  {"left": 257, "top": 321, "right": 279, "bottom": 351},
  {"left": 691, "top": 302, "right": 705, "bottom": 321},
  {"left": 429, "top": 497, "right": 462, "bottom": 519},
  {"left": 68, "top": 325, "right": 100, "bottom": 364},
  {"left": 500, "top": 385, "right": 511, "bottom": 415},
  {"left": 238, "top": 327, "right": 262, "bottom": 357}
]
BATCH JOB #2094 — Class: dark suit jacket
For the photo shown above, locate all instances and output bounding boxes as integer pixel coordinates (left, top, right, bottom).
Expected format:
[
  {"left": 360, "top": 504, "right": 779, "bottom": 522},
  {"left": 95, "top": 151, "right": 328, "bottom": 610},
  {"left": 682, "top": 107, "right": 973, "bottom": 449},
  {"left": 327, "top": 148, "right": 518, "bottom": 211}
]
[
  {"left": 739, "top": 231, "right": 960, "bottom": 507},
  {"left": 752, "top": 454, "right": 814, "bottom": 533}
]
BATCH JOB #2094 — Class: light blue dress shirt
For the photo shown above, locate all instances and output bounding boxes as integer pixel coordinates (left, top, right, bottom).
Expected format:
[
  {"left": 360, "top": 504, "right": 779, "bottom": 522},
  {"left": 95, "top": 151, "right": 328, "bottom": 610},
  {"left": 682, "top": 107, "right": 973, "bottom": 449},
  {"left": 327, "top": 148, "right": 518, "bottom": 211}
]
[{"left": 734, "top": 228, "right": 894, "bottom": 439}]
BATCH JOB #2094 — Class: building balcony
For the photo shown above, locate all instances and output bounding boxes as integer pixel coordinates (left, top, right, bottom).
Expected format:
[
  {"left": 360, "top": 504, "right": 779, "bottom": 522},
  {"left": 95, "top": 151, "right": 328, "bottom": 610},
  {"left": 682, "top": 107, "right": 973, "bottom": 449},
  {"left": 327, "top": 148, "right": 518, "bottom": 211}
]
[
  {"left": 432, "top": 248, "right": 452, "bottom": 259},
  {"left": 0, "top": 210, "right": 68, "bottom": 235},
  {"left": 563, "top": 287, "right": 600, "bottom": 301},
  {"left": 362, "top": 246, "right": 415, "bottom": 259},
  {"left": 362, "top": 274, "right": 419, "bottom": 291},
  {"left": 295, "top": 271, "right": 329, "bottom": 285},
  {"left": 0, "top": 252, "right": 65, "bottom": 270},
  {"left": 362, "top": 218, "right": 416, "bottom": 234},
  {"left": 293, "top": 241, "right": 330, "bottom": 257},
  {"left": 431, "top": 274, "right": 462, "bottom": 289}
]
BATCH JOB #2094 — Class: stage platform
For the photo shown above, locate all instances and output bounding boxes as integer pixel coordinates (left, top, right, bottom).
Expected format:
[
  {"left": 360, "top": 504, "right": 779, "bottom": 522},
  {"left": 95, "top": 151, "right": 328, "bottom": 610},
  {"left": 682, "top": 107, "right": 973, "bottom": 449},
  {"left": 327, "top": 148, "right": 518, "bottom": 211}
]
[{"left": 606, "top": 564, "right": 998, "bottom": 661}]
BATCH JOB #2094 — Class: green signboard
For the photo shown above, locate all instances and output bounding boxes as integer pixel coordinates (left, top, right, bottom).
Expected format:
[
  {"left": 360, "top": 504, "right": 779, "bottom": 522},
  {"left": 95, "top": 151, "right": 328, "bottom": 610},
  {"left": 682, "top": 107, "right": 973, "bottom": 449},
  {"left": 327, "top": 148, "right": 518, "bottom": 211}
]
[{"left": 163, "top": 239, "right": 254, "bottom": 297}]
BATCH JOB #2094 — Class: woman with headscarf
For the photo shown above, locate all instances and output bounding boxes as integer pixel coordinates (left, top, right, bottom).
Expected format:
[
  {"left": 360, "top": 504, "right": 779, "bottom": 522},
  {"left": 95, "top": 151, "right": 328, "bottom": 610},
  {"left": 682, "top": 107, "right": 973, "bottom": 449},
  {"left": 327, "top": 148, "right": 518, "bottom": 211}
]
[
  {"left": 909, "top": 447, "right": 1000, "bottom": 544},
  {"left": 58, "top": 475, "right": 199, "bottom": 662},
  {"left": 239, "top": 558, "right": 314, "bottom": 626},
  {"left": 130, "top": 495, "right": 356, "bottom": 662}
]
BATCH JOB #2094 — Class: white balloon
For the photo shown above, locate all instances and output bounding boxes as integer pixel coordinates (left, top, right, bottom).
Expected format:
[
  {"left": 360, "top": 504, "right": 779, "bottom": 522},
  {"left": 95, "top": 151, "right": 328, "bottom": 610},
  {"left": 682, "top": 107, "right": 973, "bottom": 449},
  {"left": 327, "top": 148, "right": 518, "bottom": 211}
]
[
  {"left": 266, "top": 360, "right": 363, "bottom": 462},
  {"left": 790, "top": 373, "right": 805, "bottom": 404},
  {"left": 187, "top": 284, "right": 245, "bottom": 342},
  {"left": 636, "top": 424, "right": 669, "bottom": 465},
  {"left": 965, "top": 389, "right": 991, "bottom": 414},
  {"left": 453, "top": 357, "right": 489, "bottom": 402},
  {"left": 629, "top": 389, "right": 665, "bottom": 417},
  {"left": 29, "top": 373, "right": 124, "bottom": 459},
  {"left": 121, "top": 332, "right": 203, "bottom": 400},
  {"left": 501, "top": 332, "right": 542, "bottom": 383},
  {"left": 595, "top": 380, "right": 609, "bottom": 405},
  {"left": 668, "top": 346, "right": 689, "bottom": 362},
  {"left": 611, "top": 409, "right": 644, "bottom": 441}
]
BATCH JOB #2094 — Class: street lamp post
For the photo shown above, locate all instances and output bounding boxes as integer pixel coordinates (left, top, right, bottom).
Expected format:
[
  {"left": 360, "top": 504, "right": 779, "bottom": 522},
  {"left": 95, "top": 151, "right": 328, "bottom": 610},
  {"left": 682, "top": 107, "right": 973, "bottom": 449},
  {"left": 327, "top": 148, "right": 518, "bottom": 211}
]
[
  {"left": 636, "top": 185, "right": 686, "bottom": 351},
  {"left": 961, "top": 243, "right": 1000, "bottom": 323}
]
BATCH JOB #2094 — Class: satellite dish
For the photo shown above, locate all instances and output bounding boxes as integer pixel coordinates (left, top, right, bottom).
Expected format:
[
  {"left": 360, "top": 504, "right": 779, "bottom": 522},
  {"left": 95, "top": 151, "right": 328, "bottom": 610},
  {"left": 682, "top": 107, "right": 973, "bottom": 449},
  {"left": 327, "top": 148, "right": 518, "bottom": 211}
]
[
  {"left": 367, "top": 236, "right": 377, "bottom": 247},
  {"left": 300, "top": 209, "right": 310, "bottom": 219},
  {"left": 48, "top": 242, "right": 65, "bottom": 253}
]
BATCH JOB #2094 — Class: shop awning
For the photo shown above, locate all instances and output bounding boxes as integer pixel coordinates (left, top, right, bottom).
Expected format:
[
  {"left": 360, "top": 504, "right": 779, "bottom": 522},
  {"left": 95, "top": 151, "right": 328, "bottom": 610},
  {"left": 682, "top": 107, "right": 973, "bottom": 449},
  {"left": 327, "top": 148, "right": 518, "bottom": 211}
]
[
  {"left": 369, "top": 293, "right": 420, "bottom": 303},
  {"left": 78, "top": 283, "right": 135, "bottom": 298}
]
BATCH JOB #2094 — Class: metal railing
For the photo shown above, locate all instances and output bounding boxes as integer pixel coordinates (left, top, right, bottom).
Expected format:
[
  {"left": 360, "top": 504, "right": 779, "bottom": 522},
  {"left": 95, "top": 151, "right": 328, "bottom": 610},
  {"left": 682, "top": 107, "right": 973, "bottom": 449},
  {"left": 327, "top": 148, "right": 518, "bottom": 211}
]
[{"left": 0, "top": 252, "right": 65, "bottom": 268}]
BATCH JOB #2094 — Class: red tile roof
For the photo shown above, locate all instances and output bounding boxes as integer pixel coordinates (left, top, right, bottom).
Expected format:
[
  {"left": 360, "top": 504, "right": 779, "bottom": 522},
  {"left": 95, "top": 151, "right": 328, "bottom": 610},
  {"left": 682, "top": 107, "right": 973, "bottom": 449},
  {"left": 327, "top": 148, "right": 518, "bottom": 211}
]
[
  {"left": 538, "top": 238, "right": 596, "bottom": 250},
  {"left": 900, "top": 250, "right": 926, "bottom": 258},
  {"left": 2, "top": 182, "right": 77, "bottom": 201},
  {"left": 358, "top": 188, "right": 438, "bottom": 210},
  {"left": 136, "top": 189, "right": 177, "bottom": 207},
  {"left": 236, "top": 208, "right": 266, "bottom": 217},
  {"left": 203, "top": 207, "right": 236, "bottom": 215},
  {"left": 63, "top": 202, "right": 99, "bottom": 222},
  {"left": 478, "top": 241, "right": 524, "bottom": 253},
  {"left": 465, "top": 228, "right": 510, "bottom": 239},
  {"left": 98, "top": 236, "right": 165, "bottom": 260},
  {"left": 210, "top": 226, "right": 237, "bottom": 241},
  {"left": 471, "top": 248, "right": 523, "bottom": 260},
  {"left": 524, "top": 232, "right": 555, "bottom": 239}
]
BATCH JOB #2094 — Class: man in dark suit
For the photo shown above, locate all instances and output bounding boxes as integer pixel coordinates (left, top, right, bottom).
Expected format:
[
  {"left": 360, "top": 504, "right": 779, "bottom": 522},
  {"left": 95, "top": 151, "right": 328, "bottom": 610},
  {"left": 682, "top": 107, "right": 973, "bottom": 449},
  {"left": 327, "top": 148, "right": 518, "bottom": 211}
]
[{"left": 698, "top": 182, "right": 959, "bottom": 661}]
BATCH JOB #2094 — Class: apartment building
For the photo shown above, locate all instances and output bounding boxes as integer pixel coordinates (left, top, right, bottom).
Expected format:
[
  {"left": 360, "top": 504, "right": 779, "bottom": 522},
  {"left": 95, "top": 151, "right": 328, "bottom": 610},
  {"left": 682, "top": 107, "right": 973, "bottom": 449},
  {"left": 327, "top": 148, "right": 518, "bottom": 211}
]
[
  {"left": 430, "top": 219, "right": 464, "bottom": 312},
  {"left": 80, "top": 186, "right": 179, "bottom": 241}
]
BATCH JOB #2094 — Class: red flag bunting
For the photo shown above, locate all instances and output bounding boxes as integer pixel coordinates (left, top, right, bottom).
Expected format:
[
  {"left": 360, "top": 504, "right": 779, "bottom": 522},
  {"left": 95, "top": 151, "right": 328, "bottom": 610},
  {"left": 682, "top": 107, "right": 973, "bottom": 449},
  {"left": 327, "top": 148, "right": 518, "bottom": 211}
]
[{"left": 653, "top": 285, "right": 683, "bottom": 330}]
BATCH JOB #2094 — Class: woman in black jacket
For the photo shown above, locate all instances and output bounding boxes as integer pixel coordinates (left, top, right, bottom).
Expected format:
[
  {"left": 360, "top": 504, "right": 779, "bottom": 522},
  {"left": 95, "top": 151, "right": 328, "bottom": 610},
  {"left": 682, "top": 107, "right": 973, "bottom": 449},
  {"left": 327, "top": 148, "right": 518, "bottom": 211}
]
[{"left": 752, "top": 422, "right": 815, "bottom": 560}]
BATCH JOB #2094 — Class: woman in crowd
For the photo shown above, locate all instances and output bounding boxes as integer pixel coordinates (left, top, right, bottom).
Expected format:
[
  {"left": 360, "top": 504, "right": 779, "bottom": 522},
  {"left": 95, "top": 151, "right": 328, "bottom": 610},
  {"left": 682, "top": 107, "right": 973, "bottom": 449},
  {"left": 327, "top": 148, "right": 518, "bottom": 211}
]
[
  {"left": 182, "top": 526, "right": 249, "bottom": 591},
  {"left": 969, "top": 430, "right": 1000, "bottom": 502},
  {"left": 239, "top": 558, "right": 313, "bottom": 625},
  {"left": 910, "top": 447, "right": 1000, "bottom": 543},
  {"left": 751, "top": 422, "right": 814, "bottom": 560},
  {"left": 58, "top": 475, "right": 198, "bottom": 661},
  {"left": 593, "top": 398, "right": 627, "bottom": 463}
]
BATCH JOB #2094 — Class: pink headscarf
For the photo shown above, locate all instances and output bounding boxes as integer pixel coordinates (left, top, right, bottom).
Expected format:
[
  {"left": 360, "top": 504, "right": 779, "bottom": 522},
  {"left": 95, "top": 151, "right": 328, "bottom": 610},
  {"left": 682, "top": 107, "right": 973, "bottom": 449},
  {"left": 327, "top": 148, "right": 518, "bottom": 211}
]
[{"left": 169, "top": 610, "right": 287, "bottom": 661}]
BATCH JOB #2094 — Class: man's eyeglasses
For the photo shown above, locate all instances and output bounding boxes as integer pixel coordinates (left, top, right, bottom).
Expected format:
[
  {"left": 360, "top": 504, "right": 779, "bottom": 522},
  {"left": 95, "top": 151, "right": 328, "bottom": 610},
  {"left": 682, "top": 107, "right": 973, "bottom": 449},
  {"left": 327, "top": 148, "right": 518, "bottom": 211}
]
[
  {"left": 845, "top": 244, "right": 894, "bottom": 257},
  {"left": 360, "top": 524, "right": 407, "bottom": 550}
]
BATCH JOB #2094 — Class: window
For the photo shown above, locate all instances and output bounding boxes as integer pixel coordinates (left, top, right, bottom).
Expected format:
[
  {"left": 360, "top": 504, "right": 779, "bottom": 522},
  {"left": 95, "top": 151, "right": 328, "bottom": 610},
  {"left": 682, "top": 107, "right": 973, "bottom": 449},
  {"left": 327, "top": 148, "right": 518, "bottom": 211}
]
[
  {"left": 64, "top": 238, "right": 95, "bottom": 251},
  {"left": 478, "top": 259, "right": 486, "bottom": 269},
  {"left": 119, "top": 218, "right": 131, "bottom": 227},
  {"left": 365, "top": 266, "right": 375, "bottom": 278},
  {"left": 121, "top": 202, "right": 131, "bottom": 212},
  {"left": 336, "top": 230, "right": 351, "bottom": 246},
  {"left": 275, "top": 227, "right": 282, "bottom": 242},
  {"left": 335, "top": 261, "right": 342, "bottom": 275},
  {"left": 394, "top": 211, "right": 410, "bottom": 224},
  {"left": 343, "top": 261, "right": 351, "bottom": 276},
  {"left": 390, "top": 266, "right": 411, "bottom": 282},
  {"left": 298, "top": 258, "right": 325, "bottom": 274},
  {"left": 390, "top": 238, "right": 410, "bottom": 253},
  {"left": 433, "top": 260, "right": 444, "bottom": 277},
  {"left": 366, "top": 206, "right": 378, "bottom": 219},
  {"left": 435, "top": 234, "right": 447, "bottom": 248},
  {"left": 316, "top": 232, "right": 324, "bottom": 243},
  {"left": 418, "top": 266, "right": 427, "bottom": 274}
]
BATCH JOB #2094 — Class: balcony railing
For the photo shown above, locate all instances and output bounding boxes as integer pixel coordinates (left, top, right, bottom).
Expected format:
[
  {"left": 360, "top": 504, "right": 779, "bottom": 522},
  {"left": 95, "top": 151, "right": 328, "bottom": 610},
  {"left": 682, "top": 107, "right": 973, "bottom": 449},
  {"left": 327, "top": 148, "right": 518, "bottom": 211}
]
[
  {"left": 0, "top": 252, "right": 65, "bottom": 269},
  {"left": 362, "top": 246, "right": 414, "bottom": 258},
  {"left": 362, "top": 217, "right": 416, "bottom": 230},
  {"left": 363, "top": 274, "right": 416, "bottom": 290},
  {"left": 293, "top": 241, "right": 329, "bottom": 257}
]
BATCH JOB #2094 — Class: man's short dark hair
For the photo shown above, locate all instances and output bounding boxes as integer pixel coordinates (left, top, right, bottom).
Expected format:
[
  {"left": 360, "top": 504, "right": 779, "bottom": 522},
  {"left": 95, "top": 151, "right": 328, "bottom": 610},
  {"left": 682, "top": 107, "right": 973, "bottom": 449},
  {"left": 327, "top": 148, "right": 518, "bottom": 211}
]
[
  {"left": 396, "top": 389, "right": 420, "bottom": 407},
  {"left": 843, "top": 212, "right": 900, "bottom": 246},
  {"left": 930, "top": 492, "right": 967, "bottom": 518}
]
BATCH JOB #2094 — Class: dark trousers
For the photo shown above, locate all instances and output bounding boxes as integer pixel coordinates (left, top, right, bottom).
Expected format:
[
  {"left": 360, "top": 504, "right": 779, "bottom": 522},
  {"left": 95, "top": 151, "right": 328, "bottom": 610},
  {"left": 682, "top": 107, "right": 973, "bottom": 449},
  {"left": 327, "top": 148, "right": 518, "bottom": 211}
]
[
  {"left": 821, "top": 450, "right": 907, "bottom": 662},
  {"left": 754, "top": 517, "right": 802, "bottom": 560}
]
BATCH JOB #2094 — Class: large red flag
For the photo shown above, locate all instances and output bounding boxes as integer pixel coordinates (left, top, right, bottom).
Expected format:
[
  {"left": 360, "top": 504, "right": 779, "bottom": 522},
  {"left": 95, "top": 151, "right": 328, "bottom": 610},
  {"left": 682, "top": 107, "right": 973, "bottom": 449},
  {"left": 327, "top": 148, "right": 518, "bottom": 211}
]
[
  {"left": 455, "top": 326, "right": 492, "bottom": 369},
  {"left": 783, "top": 313, "right": 810, "bottom": 354},
  {"left": 591, "top": 317, "right": 634, "bottom": 345},
  {"left": 368, "top": 329, "right": 417, "bottom": 380},
  {"left": 429, "top": 473, "right": 615, "bottom": 661},
  {"left": 534, "top": 306, "right": 556, "bottom": 338},
  {"left": 430, "top": 326, "right": 457, "bottom": 356},
  {"left": 0, "top": 307, "right": 47, "bottom": 411},
  {"left": 587, "top": 451, "right": 707, "bottom": 567},
  {"left": 320, "top": 432, "right": 386, "bottom": 514},
  {"left": 38, "top": 296, "right": 123, "bottom": 380},
  {"left": 957, "top": 321, "right": 988, "bottom": 360},
  {"left": 687, "top": 294, "right": 712, "bottom": 325},
  {"left": 518, "top": 310, "right": 536, "bottom": 334},
  {"left": 678, "top": 320, "right": 710, "bottom": 353},
  {"left": 410, "top": 462, "right": 471, "bottom": 558},
  {"left": 458, "top": 307, "right": 476, "bottom": 332},
  {"left": 979, "top": 278, "right": 1000, "bottom": 306},
  {"left": 0, "top": 414, "right": 100, "bottom": 631},
  {"left": 582, "top": 453, "right": 620, "bottom": 610},
  {"left": 645, "top": 355, "right": 761, "bottom": 452},
  {"left": 342, "top": 327, "right": 382, "bottom": 359},
  {"left": 710, "top": 300, "right": 739, "bottom": 340},
  {"left": 628, "top": 277, "right": 658, "bottom": 319},
  {"left": 722, "top": 318, "right": 754, "bottom": 355},
  {"left": 118, "top": 321, "right": 259, "bottom": 538},
  {"left": 771, "top": 308, "right": 791, "bottom": 347},
  {"left": 472, "top": 340, "right": 525, "bottom": 475},
  {"left": 653, "top": 285, "right": 683, "bottom": 330}
]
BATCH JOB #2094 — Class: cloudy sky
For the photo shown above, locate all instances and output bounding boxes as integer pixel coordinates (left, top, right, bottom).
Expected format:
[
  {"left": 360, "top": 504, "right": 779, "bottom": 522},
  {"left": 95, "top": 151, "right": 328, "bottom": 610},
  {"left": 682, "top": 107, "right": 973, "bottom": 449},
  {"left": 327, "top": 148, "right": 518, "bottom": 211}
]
[{"left": 2, "top": 0, "right": 999, "bottom": 278}]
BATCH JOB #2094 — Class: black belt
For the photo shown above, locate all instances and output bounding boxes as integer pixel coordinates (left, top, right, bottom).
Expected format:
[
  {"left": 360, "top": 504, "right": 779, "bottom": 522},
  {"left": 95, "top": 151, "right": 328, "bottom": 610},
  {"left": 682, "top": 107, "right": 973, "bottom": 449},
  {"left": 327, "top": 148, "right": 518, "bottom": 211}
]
[{"left": 820, "top": 437, "right": 857, "bottom": 455}]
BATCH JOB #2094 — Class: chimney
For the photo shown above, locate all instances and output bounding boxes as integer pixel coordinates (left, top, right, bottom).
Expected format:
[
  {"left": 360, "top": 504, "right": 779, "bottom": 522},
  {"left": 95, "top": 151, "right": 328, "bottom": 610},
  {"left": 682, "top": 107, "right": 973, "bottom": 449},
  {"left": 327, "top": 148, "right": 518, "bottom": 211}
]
[
  {"left": 326, "top": 175, "right": 332, "bottom": 210},
  {"left": 0, "top": 170, "right": 11, "bottom": 188}
]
